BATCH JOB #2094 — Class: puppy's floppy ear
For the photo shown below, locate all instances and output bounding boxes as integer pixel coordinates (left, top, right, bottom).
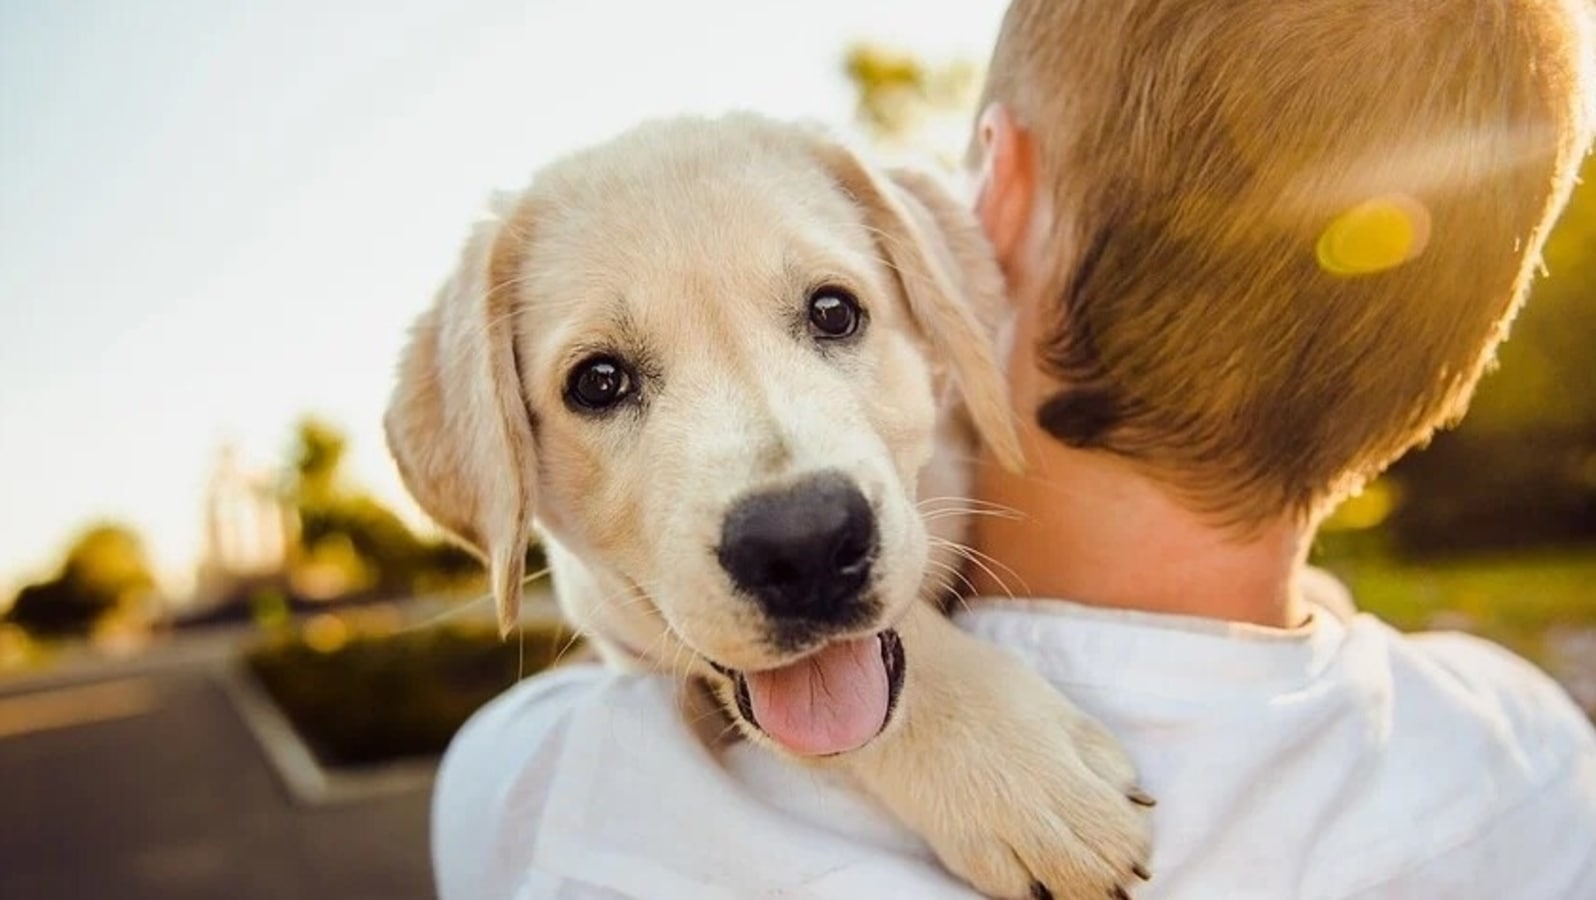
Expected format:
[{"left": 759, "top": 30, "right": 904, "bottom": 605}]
[
  {"left": 811, "top": 142, "right": 1025, "bottom": 472},
  {"left": 385, "top": 197, "right": 539, "bottom": 637}
]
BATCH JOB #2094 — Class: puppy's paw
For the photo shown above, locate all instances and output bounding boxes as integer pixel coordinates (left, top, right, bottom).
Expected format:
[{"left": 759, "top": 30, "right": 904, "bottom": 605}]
[
  {"left": 912, "top": 696, "right": 1154, "bottom": 899},
  {"left": 839, "top": 612, "right": 1154, "bottom": 899}
]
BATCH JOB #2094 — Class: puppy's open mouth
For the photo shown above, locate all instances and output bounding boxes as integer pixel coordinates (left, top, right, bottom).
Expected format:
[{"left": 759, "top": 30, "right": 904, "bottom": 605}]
[{"left": 710, "top": 629, "right": 904, "bottom": 757}]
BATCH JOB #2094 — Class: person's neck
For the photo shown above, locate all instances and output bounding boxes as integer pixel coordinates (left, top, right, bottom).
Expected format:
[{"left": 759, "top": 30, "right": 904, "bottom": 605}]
[{"left": 966, "top": 437, "right": 1312, "bottom": 629}]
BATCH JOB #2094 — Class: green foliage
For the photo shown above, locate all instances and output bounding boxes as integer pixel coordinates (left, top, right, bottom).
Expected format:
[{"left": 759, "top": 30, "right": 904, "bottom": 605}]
[
  {"left": 3, "top": 523, "right": 157, "bottom": 637},
  {"left": 843, "top": 43, "right": 981, "bottom": 150},
  {"left": 1381, "top": 163, "right": 1596, "bottom": 556},
  {"left": 246, "top": 619, "right": 583, "bottom": 766},
  {"left": 1463, "top": 154, "right": 1596, "bottom": 434},
  {"left": 280, "top": 416, "right": 526, "bottom": 600},
  {"left": 289, "top": 417, "right": 348, "bottom": 507},
  {"left": 1317, "top": 550, "right": 1596, "bottom": 658}
]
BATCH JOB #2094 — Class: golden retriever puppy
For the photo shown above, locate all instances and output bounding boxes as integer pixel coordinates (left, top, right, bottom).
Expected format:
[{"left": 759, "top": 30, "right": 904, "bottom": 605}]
[{"left": 386, "top": 114, "right": 1152, "bottom": 899}]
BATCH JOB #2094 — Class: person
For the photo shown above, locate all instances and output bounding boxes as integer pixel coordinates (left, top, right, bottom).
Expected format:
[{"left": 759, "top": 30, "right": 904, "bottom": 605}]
[{"left": 431, "top": 0, "right": 1596, "bottom": 897}]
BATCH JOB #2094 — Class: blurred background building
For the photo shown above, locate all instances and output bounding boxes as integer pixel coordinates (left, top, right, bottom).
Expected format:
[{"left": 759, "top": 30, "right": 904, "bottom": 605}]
[{"left": 192, "top": 445, "right": 296, "bottom": 612}]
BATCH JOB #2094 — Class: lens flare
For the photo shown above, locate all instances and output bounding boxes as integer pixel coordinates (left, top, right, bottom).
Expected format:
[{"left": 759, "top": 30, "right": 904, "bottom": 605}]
[{"left": 1316, "top": 195, "right": 1431, "bottom": 277}]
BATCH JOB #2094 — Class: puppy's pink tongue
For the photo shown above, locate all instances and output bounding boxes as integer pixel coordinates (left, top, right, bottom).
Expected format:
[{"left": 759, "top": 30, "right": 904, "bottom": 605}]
[{"left": 744, "top": 635, "right": 889, "bottom": 757}]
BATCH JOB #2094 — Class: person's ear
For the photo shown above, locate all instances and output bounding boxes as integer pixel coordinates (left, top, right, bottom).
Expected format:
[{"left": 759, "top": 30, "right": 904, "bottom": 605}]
[{"left": 970, "top": 103, "right": 1039, "bottom": 286}]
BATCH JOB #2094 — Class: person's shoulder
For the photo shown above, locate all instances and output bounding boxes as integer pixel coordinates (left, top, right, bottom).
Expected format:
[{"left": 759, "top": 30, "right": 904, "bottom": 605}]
[
  {"left": 449, "top": 663, "right": 627, "bottom": 744},
  {"left": 431, "top": 664, "right": 684, "bottom": 899},
  {"left": 1376, "top": 622, "right": 1594, "bottom": 766},
  {"left": 1320, "top": 618, "right": 1596, "bottom": 898},
  {"left": 1302, "top": 564, "right": 1591, "bottom": 763},
  {"left": 435, "top": 662, "right": 687, "bottom": 805}
]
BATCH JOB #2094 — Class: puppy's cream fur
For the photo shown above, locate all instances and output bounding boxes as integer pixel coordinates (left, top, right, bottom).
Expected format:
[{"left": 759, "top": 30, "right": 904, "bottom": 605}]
[{"left": 387, "top": 115, "right": 1150, "bottom": 899}]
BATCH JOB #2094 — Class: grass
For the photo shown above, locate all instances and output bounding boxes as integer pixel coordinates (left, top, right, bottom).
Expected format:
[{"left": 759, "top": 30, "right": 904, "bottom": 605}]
[{"left": 1315, "top": 549, "right": 1596, "bottom": 656}]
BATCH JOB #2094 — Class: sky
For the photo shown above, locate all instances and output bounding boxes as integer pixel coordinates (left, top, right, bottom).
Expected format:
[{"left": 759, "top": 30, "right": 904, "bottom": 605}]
[{"left": 0, "top": 0, "right": 1008, "bottom": 597}]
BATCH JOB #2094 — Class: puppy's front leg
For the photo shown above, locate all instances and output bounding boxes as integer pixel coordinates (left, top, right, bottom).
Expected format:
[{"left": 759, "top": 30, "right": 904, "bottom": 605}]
[{"left": 834, "top": 602, "right": 1153, "bottom": 899}]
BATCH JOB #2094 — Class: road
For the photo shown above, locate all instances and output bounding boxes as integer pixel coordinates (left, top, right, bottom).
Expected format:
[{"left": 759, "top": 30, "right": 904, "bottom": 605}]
[{"left": 0, "top": 638, "right": 433, "bottom": 899}]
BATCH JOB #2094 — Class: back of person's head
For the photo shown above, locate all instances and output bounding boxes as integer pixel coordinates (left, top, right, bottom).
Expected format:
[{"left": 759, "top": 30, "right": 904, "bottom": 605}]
[{"left": 977, "top": 0, "right": 1594, "bottom": 527}]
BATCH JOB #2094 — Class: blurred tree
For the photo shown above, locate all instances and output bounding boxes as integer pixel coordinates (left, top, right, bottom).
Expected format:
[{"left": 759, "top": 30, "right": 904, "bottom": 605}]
[
  {"left": 291, "top": 417, "right": 347, "bottom": 508},
  {"left": 1385, "top": 155, "right": 1596, "bottom": 556},
  {"left": 3, "top": 523, "right": 157, "bottom": 637},
  {"left": 280, "top": 416, "right": 529, "bottom": 601},
  {"left": 844, "top": 43, "right": 981, "bottom": 162},
  {"left": 1462, "top": 153, "right": 1596, "bottom": 434}
]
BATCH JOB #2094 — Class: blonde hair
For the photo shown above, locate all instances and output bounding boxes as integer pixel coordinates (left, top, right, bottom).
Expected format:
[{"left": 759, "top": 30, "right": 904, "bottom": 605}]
[{"left": 978, "top": 0, "right": 1593, "bottom": 524}]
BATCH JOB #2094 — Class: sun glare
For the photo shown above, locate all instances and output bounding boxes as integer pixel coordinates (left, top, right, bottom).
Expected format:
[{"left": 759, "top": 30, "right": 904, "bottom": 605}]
[{"left": 1316, "top": 194, "right": 1431, "bottom": 277}]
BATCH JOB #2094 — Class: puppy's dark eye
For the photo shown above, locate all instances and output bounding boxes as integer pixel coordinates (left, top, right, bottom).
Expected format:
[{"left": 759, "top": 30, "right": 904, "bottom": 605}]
[
  {"left": 566, "top": 356, "right": 634, "bottom": 412},
  {"left": 807, "top": 287, "right": 862, "bottom": 339}
]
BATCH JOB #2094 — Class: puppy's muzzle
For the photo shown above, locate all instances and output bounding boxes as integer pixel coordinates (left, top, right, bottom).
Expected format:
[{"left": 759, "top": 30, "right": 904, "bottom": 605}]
[{"left": 716, "top": 471, "right": 877, "bottom": 626}]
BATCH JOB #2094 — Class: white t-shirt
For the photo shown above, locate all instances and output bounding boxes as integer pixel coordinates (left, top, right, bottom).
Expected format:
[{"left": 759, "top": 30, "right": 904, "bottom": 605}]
[{"left": 432, "top": 572, "right": 1596, "bottom": 899}]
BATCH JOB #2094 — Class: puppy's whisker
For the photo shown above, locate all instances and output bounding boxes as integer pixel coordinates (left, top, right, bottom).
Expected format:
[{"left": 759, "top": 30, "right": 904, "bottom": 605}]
[
  {"left": 918, "top": 503, "right": 1024, "bottom": 517},
  {"left": 632, "top": 615, "right": 693, "bottom": 677},
  {"left": 920, "top": 508, "right": 1025, "bottom": 524},
  {"left": 943, "top": 540, "right": 1029, "bottom": 597},
  {"left": 400, "top": 591, "right": 493, "bottom": 633},
  {"left": 665, "top": 630, "right": 689, "bottom": 681},
  {"left": 683, "top": 694, "right": 733, "bottom": 732},
  {"left": 599, "top": 577, "right": 665, "bottom": 615},
  {"left": 608, "top": 590, "right": 655, "bottom": 612},
  {"left": 717, "top": 720, "right": 746, "bottom": 744},
  {"left": 921, "top": 568, "right": 959, "bottom": 610},
  {"left": 929, "top": 536, "right": 1025, "bottom": 602},
  {"left": 923, "top": 558, "right": 978, "bottom": 614},
  {"left": 925, "top": 556, "right": 978, "bottom": 598},
  {"left": 549, "top": 625, "right": 588, "bottom": 669},
  {"left": 916, "top": 495, "right": 1021, "bottom": 515},
  {"left": 676, "top": 644, "right": 699, "bottom": 683},
  {"left": 399, "top": 566, "right": 552, "bottom": 635}
]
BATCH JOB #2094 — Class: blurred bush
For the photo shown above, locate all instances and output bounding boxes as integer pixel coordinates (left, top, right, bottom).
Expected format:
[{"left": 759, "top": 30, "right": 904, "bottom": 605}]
[
  {"left": 2, "top": 523, "right": 159, "bottom": 638},
  {"left": 246, "top": 616, "right": 583, "bottom": 767},
  {"left": 1379, "top": 152, "right": 1596, "bottom": 558},
  {"left": 844, "top": 43, "right": 980, "bottom": 155},
  {"left": 283, "top": 417, "right": 494, "bottom": 600},
  {"left": 1385, "top": 426, "right": 1595, "bottom": 557}
]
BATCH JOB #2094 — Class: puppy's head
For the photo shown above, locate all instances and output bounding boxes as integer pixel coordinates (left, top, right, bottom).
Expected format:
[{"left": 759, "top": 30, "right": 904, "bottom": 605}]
[{"left": 386, "top": 115, "right": 1019, "bottom": 752}]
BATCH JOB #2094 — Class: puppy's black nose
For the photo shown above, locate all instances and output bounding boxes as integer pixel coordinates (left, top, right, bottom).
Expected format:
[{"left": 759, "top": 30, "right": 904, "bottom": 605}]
[{"left": 717, "top": 472, "right": 877, "bottom": 622}]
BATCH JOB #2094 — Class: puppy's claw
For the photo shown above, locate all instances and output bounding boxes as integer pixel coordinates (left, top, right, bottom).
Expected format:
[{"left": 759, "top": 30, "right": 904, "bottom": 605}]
[
  {"left": 851, "top": 621, "right": 1154, "bottom": 900},
  {"left": 1132, "top": 862, "right": 1152, "bottom": 881},
  {"left": 1111, "top": 887, "right": 1130, "bottom": 900},
  {"left": 1127, "top": 786, "right": 1157, "bottom": 807}
]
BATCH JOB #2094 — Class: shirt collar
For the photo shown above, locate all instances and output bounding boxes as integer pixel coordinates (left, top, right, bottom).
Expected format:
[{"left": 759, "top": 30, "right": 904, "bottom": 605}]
[{"left": 952, "top": 567, "right": 1355, "bottom": 698}]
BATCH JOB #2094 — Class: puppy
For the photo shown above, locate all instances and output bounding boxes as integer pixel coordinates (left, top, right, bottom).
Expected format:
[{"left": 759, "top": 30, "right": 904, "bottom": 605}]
[{"left": 386, "top": 114, "right": 1152, "bottom": 899}]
